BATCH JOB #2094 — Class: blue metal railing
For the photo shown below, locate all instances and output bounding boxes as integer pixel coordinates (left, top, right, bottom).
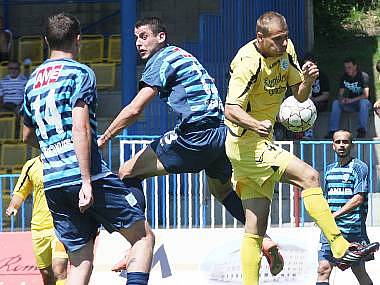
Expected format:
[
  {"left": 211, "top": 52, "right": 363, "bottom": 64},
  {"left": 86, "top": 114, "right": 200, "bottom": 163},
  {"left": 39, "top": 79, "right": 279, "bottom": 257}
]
[{"left": 299, "top": 140, "right": 379, "bottom": 226}]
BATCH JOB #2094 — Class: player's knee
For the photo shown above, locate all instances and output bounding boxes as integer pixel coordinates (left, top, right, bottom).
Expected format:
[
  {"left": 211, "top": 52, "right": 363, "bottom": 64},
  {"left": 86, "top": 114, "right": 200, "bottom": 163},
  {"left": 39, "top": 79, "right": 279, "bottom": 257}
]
[
  {"left": 207, "top": 177, "right": 232, "bottom": 201},
  {"left": 302, "top": 167, "right": 320, "bottom": 189},
  {"left": 118, "top": 162, "right": 133, "bottom": 179},
  {"left": 52, "top": 261, "right": 67, "bottom": 280}
]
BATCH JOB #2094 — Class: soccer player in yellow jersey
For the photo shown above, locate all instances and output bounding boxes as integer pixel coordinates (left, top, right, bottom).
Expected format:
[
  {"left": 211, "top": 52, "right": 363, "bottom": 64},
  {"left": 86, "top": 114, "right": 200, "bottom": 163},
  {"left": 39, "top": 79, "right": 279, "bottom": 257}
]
[
  {"left": 224, "top": 11, "right": 379, "bottom": 285},
  {"left": 6, "top": 156, "right": 68, "bottom": 285}
]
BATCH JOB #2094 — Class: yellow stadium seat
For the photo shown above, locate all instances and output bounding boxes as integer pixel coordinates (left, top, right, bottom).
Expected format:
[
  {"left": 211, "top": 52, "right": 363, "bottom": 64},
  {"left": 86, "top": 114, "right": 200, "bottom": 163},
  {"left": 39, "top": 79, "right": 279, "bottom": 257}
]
[
  {"left": 90, "top": 63, "right": 116, "bottom": 89},
  {"left": 0, "top": 143, "right": 27, "bottom": 169},
  {"left": 18, "top": 36, "right": 43, "bottom": 64},
  {"left": 0, "top": 116, "right": 16, "bottom": 141},
  {"left": 0, "top": 63, "right": 8, "bottom": 79},
  {"left": 107, "top": 34, "right": 121, "bottom": 63},
  {"left": 79, "top": 35, "right": 104, "bottom": 63}
]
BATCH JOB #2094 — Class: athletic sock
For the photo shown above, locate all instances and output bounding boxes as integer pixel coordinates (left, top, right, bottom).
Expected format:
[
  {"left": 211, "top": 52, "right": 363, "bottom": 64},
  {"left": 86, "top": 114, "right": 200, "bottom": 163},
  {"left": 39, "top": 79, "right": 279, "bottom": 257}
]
[
  {"left": 222, "top": 190, "right": 245, "bottom": 224},
  {"left": 302, "top": 187, "right": 349, "bottom": 258},
  {"left": 55, "top": 280, "right": 66, "bottom": 285},
  {"left": 316, "top": 282, "right": 329, "bottom": 285},
  {"left": 126, "top": 272, "right": 149, "bottom": 285},
  {"left": 241, "top": 233, "right": 262, "bottom": 285}
]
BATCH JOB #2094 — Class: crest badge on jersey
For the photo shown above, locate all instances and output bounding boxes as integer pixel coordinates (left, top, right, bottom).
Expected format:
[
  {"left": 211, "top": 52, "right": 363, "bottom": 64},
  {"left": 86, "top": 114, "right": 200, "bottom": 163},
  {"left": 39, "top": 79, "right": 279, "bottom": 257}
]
[
  {"left": 342, "top": 173, "right": 350, "bottom": 182},
  {"left": 280, "top": 59, "right": 289, "bottom": 70}
]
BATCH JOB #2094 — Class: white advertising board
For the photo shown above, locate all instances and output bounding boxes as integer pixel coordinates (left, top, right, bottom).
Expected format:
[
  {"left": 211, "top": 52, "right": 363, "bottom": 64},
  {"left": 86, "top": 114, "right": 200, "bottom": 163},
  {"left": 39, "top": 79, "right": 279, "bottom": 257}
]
[{"left": 90, "top": 227, "right": 380, "bottom": 284}]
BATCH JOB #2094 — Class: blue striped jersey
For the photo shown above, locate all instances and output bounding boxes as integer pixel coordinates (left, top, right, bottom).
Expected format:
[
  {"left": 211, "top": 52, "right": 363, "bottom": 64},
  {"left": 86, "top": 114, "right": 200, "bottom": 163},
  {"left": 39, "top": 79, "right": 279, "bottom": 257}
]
[
  {"left": 140, "top": 45, "right": 224, "bottom": 129},
  {"left": 323, "top": 158, "right": 369, "bottom": 238},
  {"left": 23, "top": 58, "right": 110, "bottom": 191},
  {"left": 0, "top": 74, "right": 27, "bottom": 105}
]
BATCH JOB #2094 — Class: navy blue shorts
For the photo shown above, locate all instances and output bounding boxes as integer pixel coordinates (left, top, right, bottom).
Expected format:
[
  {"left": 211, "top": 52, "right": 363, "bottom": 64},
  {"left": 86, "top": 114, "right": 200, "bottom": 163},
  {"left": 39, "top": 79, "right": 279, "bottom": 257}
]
[
  {"left": 150, "top": 124, "right": 232, "bottom": 184},
  {"left": 45, "top": 173, "right": 145, "bottom": 253},
  {"left": 318, "top": 234, "right": 371, "bottom": 266}
]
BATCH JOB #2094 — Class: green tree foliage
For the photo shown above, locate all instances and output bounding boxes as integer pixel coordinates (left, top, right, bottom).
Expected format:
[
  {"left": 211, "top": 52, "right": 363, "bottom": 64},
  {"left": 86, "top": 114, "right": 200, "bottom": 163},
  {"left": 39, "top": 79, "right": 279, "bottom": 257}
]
[{"left": 314, "top": 0, "right": 377, "bottom": 40}]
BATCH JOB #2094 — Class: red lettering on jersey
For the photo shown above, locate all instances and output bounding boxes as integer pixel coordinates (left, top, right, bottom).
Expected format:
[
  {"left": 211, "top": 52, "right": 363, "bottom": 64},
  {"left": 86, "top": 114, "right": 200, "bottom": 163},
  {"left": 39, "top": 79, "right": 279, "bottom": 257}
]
[{"left": 34, "top": 65, "right": 63, "bottom": 89}]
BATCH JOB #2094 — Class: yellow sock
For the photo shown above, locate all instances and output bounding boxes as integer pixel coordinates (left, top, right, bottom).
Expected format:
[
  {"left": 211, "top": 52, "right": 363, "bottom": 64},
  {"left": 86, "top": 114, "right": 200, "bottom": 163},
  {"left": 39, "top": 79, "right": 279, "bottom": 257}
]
[
  {"left": 302, "top": 187, "right": 350, "bottom": 258},
  {"left": 56, "top": 280, "right": 66, "bottom": 285},
  {"left": 241, "top": 233, "right": 263, "bottom": 285}
]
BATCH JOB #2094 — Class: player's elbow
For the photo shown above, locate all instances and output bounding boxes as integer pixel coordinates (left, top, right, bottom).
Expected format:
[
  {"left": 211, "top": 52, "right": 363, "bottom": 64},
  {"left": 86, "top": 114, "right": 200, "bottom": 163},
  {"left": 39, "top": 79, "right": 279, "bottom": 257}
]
[{"left": 224, "top": 104, "right": 235, "bottom": 121}]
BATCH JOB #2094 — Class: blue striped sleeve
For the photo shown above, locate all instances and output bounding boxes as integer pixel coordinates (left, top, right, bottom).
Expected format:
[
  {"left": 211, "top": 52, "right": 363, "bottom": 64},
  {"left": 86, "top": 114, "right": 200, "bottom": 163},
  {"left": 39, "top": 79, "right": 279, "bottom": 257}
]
[
  {"left": 71, "top": 68, "right": 96, "bottom": 107},
  {"left": 141, "top": 50, "right": 175, "bottom": 89},
  {"left": 353, "top": 160, "right": 368, "bottom": 194}
]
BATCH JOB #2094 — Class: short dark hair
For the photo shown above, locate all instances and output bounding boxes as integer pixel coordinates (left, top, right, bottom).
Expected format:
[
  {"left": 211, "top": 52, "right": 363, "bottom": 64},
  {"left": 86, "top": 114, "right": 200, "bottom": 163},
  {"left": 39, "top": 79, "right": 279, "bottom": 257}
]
[
  {"left": 333, "top": 129, "right": 353, "bottom": 143},
  {"left": 376, "top": 60, "right": 380, "bottom": 73},
  {"left": 344, "top": 57, "right": 357, "bottom": 65},
  {"left": 256, "top": 11, "right": 287, "bottom": 36},
  {"left": 46, "top": 13, "right": 80, "bottom": 51},
  {"left": 135, "top": 16, "right": 167, "bottom": 38}
]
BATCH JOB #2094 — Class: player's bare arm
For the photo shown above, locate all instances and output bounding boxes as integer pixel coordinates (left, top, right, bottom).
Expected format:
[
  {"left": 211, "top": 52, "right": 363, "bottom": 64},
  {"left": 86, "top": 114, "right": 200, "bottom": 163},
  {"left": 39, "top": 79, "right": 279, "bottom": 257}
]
[
  {"left": 98, "top": 86, "right": 158, "bottom": 148},
  {"left": 224, "top": 104, "right": 272, "bottom": 137},
  {"left": 5, "top": 194, "right": 23, "bottom": 216},
  {"left": 332, "top": 193, "right": 365, "bottom": 219},
  {"left": 291, "top": 61, "right": 319, "bottom": 103},
  {"left": 23, "top": 125, "right": 40, "bottom": 149},
  {"left": 72, "top": 100, "right": 93, "bottom": 213}
]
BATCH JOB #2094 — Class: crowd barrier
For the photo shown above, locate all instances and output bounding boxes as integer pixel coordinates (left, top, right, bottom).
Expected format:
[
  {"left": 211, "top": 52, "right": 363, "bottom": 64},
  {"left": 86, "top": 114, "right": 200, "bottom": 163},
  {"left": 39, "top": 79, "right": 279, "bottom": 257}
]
[{"left": 1, "top": 138, "right": 380, "bottom": 231}]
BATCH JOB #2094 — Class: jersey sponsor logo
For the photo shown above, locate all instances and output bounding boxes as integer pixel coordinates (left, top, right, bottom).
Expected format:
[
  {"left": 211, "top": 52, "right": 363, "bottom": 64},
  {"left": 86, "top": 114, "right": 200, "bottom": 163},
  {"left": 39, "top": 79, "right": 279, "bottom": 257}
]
[
  {"left": 41, "top": 138, "right": 73, "bottom": 156},
  {"left": 34, "top": 65, "right": 63, "bottom": 89},
  {"left": 264, "top": 73, "right": 287, "bottom": 95},
  {"left": 328, "top": 187, "right": 353, "bottom": 195}
]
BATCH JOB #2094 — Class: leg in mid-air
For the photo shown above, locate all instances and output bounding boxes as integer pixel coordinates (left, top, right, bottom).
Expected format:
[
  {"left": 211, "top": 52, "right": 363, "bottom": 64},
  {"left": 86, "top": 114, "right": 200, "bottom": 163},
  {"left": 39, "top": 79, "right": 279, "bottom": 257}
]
[
  {"left": 207, "top": 175, "right": 284, "bottom": 276},
  {"left": 281, "top": 156, "right": 379, "bottom": 265}
]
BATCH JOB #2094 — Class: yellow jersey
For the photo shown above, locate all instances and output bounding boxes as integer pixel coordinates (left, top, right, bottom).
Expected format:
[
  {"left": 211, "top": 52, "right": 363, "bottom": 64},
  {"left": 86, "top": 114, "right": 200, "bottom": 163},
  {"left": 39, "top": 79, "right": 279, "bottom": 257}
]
[
  {"left": 13, "top": 156, "right": 54, "bottom": 231},
  {"left": 225, "top": 39, "right": 303, "bottom": 139}
]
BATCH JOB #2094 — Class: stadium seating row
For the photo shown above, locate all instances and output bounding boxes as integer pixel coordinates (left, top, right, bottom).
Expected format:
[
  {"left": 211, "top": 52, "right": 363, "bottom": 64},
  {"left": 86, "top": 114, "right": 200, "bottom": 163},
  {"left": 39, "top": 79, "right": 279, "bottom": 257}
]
[{"left": 15, "top": 34, "right": 121, "bottom": 64}]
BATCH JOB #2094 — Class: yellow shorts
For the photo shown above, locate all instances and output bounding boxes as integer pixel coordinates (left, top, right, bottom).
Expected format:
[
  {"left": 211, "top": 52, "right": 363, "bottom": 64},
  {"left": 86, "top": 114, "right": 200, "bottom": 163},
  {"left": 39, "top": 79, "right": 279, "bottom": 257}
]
[
  {"left": 31, "top": 228, "right": 68, "bottom": 269},
  {"left": 226, "top": 133, "right": 295, "bottom": 201}
]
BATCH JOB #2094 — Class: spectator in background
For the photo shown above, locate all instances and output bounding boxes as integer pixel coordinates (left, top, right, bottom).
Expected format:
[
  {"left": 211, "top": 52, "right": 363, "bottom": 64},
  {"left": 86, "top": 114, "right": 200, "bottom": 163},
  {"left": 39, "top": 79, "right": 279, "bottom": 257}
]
[
  {"left": 316, "top": 130, "right": 375, "bottom": 284},
  {"left": 23, "top": 57, "right": 32, "bottom": 79},
  {"left": 326, "top": 58, "right": 371, "bottom": 139},
  {"left": 0, "top": 60, "right": 27, "bottom": 113},
  {"left": 0, "top": 16, "right": 12, "bottom": 62},
  {"left": 303, "top": 53, "right": 330, "bottom": 138}
]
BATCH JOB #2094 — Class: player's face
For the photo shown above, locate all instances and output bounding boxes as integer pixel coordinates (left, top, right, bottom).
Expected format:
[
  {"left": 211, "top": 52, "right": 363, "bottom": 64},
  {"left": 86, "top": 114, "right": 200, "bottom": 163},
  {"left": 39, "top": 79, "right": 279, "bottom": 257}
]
[
  {"left": 135, "top": 25, "right": 166, "bottom": 60},
  {"left": 332, "top": 131, "right": 352, "bottom": 158},
  {"left": 344, "top": 62, "right": 357, "bottom": 77},
  {"left": 259, "top": 23, "right": 289, "bottom": 57}
]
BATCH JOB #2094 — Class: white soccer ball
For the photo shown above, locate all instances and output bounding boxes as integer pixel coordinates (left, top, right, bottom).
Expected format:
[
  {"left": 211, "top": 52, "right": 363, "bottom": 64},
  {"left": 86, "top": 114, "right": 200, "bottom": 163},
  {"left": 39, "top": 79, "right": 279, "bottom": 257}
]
[{"left": 278, "top": 96, "right": 317, "bottom": 132}]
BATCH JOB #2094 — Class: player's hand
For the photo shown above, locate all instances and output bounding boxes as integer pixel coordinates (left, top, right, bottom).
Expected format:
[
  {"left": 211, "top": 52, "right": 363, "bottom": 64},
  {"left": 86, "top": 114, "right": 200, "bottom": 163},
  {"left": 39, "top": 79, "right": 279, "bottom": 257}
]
[
  {"left": 256, "top": 120, "right": 272, "bottom": 137},
  {"left": 97, "top": 135, "right": 107, "bottom": 149},
  {"left": 374, "top": 100, "right": 380, "bottom": 117},
  {"left": 79, "top": 182, "right": 94, "bottom": 213},
  {"left": 302, "top": 61, "right": 319, "bottom": 84},
  {"left": 6, "top": 206, "right": 17, "bottom": 216}
]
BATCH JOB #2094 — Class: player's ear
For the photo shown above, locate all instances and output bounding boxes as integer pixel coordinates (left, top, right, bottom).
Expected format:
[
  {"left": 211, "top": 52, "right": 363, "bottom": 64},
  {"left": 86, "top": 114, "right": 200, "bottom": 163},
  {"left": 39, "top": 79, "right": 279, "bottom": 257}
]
[
  {"left": 157, "top": 31, "right": 166, "bottom": 44},
  {"left": 256, "top": 32, "right": 264, "bottom": 43}
]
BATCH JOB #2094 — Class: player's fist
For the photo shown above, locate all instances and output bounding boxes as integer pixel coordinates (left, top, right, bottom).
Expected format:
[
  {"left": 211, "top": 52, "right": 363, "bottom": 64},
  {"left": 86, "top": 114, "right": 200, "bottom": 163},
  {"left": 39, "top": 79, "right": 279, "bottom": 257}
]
[
  {"left": 79, "top": 183, "right": 94, "bottom": 213},
  {"left": 302, "top": 61, "right": 319, "bottom": 84},
  {"left": 256, "top": 120, "right": 272, "bottom": 137},
  {"left": 374, "top": 100, "right": 380, "bottom": 117},
  {"left": 97, "top": 135, "right": 107, "bottom": 149},
  {"left": 6, "top": 206, "right": 17, "bottom": 216}
]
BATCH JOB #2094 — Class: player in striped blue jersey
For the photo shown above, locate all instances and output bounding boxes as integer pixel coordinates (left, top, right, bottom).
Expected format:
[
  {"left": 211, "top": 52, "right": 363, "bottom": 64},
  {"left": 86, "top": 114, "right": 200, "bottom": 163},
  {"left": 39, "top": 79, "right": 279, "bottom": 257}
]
[
  {"left": 22, "top": 13, "right": 154, "bottom": 285},
  {"left": 317, "top": 130, "right": 374, "bottom": 284},
  {"left": 98, "top": 16, "right": 284, "bottom": 275}
]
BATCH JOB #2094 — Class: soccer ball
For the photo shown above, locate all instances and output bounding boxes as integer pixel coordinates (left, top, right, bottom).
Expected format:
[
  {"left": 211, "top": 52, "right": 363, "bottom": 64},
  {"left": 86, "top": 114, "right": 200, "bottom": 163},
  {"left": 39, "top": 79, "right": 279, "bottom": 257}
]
[{"left": 278, "top": 96, "right": 317, "bottom": 132}]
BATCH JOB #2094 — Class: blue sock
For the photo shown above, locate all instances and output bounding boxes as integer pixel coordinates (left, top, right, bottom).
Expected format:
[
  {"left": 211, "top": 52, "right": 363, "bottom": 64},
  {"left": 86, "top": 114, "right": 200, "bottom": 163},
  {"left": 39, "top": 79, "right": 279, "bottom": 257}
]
[
  {"left": 222, "top": 191, "right": 245, "bottom": 224},
  {"left": 126, "top": 272, "right": 149, "bottom": 285},
  {"left": 316, "top": 282, "right": 329, "bottom": 285}
]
